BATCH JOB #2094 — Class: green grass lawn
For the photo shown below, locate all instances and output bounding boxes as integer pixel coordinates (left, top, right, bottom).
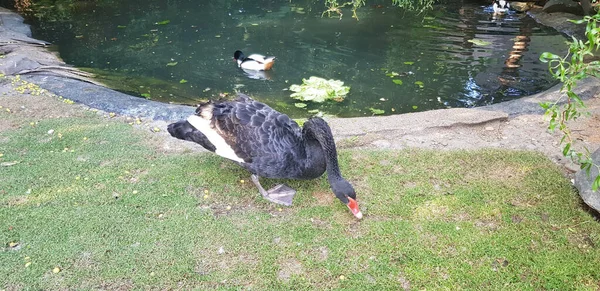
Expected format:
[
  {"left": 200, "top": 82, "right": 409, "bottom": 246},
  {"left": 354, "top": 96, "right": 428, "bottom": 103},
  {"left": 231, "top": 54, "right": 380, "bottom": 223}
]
[{"left": 1, "top": 108, "right": 599, "bottom": 290}]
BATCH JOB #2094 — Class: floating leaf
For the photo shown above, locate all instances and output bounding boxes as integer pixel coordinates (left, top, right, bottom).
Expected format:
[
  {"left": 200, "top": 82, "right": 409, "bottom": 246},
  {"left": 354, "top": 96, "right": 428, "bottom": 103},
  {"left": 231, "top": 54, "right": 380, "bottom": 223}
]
[
  {"left": 392, "top": 79, "right": 403, "bottom": 85},
  {"left": 294, "top": 119, "right": 307, "bottom": 127},
  {"left": 289, "top": 76, "right": 350, "bottom": 103},
  {"left": 166, "top": 62, "right": 178, "bottom": 67},
  {"left": 403, "top": 61, "right": 414, "bottom": 65},
  {"left": 412, "top": 105, "right": 418, "bottom": 110},
  {"left": 1, "top": 161, "right": 20, "bottom": 167},
  {"left": 155, "top": 20, "right": 170, "bottom": 25},
  {"left": 179, "top": 79, "right": 188, "bottom": 84},
  {"left": 294, "top": 103, "right": 307, "bottom": 108},
  {"left": 369, "top": 108, "right": 384, "bottom": 115},
  {"left": 386, "top": 71, "right": 399, "bottom": 78},
  {"left": 467, "top": 39, "right": 492, "bottom": 46},
  {"left": 415, "top": 81, "right": 424, "bottom": 88},
  {"left": 141, "top": 93, "right": 151, "bottom": 99},
  {"left": 423, "top": 24, "right": 446, "bottom": 30},
  {"left": 117, "top": 25, "right": 127, "bottom": 29}
]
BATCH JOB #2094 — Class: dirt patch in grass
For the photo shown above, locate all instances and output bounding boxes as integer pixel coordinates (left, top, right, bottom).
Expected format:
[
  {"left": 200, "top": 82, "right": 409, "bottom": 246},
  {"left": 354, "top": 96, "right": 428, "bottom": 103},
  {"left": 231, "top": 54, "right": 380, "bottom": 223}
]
[
  {"left": 312, "top": 190, "right": 335, "bottom": 206},
  {"left": 278, "top": 257, "right": 304, "bottom": 282}
]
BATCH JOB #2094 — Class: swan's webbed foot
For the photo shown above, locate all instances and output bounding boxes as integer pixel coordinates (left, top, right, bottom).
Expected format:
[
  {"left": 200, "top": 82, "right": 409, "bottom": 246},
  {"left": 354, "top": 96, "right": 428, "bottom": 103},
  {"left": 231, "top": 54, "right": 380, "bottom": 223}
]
[{"left": 251, "top": 174, "right": 296, "bottom": 206}]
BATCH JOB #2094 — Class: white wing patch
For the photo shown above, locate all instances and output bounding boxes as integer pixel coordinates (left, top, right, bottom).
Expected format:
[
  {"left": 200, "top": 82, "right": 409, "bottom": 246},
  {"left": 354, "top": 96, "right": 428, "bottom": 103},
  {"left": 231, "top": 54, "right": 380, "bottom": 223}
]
[
  {"left": 187, "top": 115, "right": 245, "bottom": 163},
  {"left": 247, "top": 54, "right": 267, "bottom": 63}
]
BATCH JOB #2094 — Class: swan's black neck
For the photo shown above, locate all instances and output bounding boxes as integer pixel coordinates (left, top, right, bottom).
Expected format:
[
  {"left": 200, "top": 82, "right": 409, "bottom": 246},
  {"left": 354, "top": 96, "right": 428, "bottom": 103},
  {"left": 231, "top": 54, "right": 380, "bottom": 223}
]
[{"left": 303, "top": 117, "right": 342, "bottom": 180}]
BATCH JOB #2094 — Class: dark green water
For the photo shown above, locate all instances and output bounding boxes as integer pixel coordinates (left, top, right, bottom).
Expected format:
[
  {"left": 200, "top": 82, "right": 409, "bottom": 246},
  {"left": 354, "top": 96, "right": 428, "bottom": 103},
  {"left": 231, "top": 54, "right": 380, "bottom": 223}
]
[{"left": 30, "top": 0, "right": 565, "bottom": 117}]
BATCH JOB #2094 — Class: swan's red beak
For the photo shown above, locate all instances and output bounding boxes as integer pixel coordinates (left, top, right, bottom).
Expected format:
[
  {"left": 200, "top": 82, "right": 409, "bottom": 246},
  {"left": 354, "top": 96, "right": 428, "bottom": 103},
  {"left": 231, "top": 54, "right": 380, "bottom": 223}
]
[{"left": 347, "top": 197, "right": 363, "bottom": 219}]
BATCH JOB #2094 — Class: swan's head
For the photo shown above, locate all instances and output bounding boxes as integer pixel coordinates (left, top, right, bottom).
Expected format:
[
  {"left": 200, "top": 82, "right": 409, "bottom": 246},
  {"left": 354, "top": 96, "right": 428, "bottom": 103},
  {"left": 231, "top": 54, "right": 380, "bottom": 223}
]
[{"left": 331, "top": 178, "right": 362, "bottom": 219}]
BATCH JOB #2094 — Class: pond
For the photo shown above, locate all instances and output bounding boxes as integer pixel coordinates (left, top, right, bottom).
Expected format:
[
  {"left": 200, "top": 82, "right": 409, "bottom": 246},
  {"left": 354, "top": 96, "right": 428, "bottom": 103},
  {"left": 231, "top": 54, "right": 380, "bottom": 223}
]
[{"left": 29, "top": 0, "right": 566, "bottom": 118}]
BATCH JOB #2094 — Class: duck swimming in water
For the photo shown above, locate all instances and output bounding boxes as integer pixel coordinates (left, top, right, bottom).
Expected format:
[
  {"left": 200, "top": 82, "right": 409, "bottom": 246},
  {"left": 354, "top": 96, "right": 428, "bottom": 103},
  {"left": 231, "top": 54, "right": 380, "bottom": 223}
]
[
  {"left": 167, "top": 93, "right": 362, "bottom": 219},
  {"left": 493, "top": 0, "right": 511, "bottom": 13},
  {"left": 233, "top": 50, "right": 275, "bottom": 71}
]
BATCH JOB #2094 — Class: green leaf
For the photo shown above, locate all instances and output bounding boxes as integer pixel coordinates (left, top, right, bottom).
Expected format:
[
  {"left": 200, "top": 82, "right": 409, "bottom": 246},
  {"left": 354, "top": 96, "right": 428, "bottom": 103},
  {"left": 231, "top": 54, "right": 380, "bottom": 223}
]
[
  {"left": 179, "top": 79, "right": 188, "bottom": 84},
  {"left": 392, "top": 79, "right": 403, "bottom": 85},
  {"left": 569, "top": 19, "right": 587, "bottom": 24},
  {"left": 539, "top": 52, "right": 560, "bottom": 63},
  {"left": 117, "top": 25, "right": 127, "bottom": 29},
  {"left": 141, "top": 93, "right": 151, "bottom": 98},
  {"left": 289, "top": 76, "right": 350, "bottom": 103},
  {"left": 467, "top": 39, "right": 492, "bottom": 46},
  {"left": 293, "top": 119, "right": 306, "bottom": 127},
  {"left": 562, "top": 143, "right": 571, "bottom": 156},
  {"left": 155, "top": 20, "right": 171, "bottom": 25},
  {"left": 166, "top": 62, "right": 178, "bottom": 67},
  {"left": 386, "top": 71, "right": 399, "bottom": 77},
  {"left": 412, "top": 105, "right": 418, "bottom": 110},
  {"left": 423, "top": 24, "right": 446, "bottom": 30},
  {"left": 415, "top": 81, "right": 424, "bottom": 88},
  {"left": 294, "top": 103, "right": 307, "bottom": 108},
  {"left": 403, "top": 61, "right": 415, "bottom": 65},
  {"left": 593, "top": 175, "right": 600, "bottom": 191},
  {"left": 369, "top": 108, "right": 384, "bottom": 115}
]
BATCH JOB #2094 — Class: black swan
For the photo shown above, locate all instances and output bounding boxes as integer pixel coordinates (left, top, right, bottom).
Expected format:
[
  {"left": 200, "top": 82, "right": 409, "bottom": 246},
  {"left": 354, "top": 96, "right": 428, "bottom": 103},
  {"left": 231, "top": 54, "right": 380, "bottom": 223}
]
[{"left": 167, "top": 93, "right": 362, "bottom": 219}]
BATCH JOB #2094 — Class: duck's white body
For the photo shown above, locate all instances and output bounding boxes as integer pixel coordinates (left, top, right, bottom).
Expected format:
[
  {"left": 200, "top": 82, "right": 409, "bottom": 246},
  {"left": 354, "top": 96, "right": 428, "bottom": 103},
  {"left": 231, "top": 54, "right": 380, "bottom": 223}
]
[
  {"left": 493, "top": 0, "right": 510, "bottom": 13},
  {"left": 234, "top": 50, "right": 275, "bottom": 71}
]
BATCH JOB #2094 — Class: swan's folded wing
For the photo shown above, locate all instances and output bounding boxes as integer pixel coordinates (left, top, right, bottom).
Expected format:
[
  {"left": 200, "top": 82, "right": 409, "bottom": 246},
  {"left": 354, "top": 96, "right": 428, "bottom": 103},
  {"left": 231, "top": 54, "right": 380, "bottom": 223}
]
[{"left": 211, "top": 99, "right": 302, "bottom": 164}]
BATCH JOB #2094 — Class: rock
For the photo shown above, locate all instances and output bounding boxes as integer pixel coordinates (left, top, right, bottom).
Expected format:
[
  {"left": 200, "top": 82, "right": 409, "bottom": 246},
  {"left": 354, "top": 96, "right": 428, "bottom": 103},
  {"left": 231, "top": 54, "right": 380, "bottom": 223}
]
[
  {"left": 543, "top": 0, "right": 584, "bottom": 15},
  {"left": 371, "top": 140, "right": 391, "bottom": 148},
  {"left": 511, "top": 2, "right": 535, "bottom": 12},
  {"left": 574, "top": 148, "right": 600, "bottom": 212}
]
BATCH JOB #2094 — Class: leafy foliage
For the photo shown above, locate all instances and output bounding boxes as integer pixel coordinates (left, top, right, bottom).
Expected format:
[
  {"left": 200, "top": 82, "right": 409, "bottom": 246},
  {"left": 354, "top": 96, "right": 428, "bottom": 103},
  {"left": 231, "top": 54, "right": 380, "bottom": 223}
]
[
  {"left": 322, "top": 0, "right": 435, "bottom": 20},
  {"left": 289, "top": 76, "right": 350, "bottom": 103},
  {"left": 539, "top": 12, "right": 600, "bottom": 191}
]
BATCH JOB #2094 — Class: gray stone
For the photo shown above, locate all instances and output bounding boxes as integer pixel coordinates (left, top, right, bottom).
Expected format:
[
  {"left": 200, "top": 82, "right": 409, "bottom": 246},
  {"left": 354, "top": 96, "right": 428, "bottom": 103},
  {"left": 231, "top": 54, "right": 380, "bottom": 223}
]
[
  {"left": 511, "top": 2, "right": 535, "bottom": 12},
  {"left": 574, "top": 148, "right": 600, "bottom": 212},
  {"left": 371, "top": 140, "right": 391, "bottom": 148},
  {"left": 0, "top": 9, "right": 31, "bottom": 37},
  {"left": 543, "top": 0, "right": 584, "bottom": 15}
]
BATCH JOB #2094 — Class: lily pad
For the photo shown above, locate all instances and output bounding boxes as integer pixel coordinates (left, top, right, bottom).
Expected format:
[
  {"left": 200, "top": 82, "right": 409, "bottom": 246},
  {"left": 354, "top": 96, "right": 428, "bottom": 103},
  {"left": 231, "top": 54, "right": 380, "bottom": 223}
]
[
  {"left": 403, "top": 61, "right": 415, "bottom": 65},
  {"left": 392, "top": 79, "right": 403, "bottom": 85},
  {"left": 369, "top": 108, "right": 385, "bottom": 115},
  {"left": 468, "top": 39, "right": 492, "bottom": 46},
  {"left": 415, "top": 81, "right": 424, "bottom": 88},
  {"left": 386, "top": 71, "right": 400, "bottom": 78},
  {"left": 294, "top": 103, "right": 307, "bottom": 108},
  {"left": 289, "top": 76, "right": 350, "bottom": 103}
]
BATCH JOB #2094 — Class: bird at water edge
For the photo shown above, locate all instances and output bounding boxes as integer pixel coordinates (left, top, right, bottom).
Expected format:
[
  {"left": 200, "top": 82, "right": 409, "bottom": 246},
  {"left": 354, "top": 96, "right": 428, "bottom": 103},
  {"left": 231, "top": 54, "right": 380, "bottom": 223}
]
[{"left": 167, "top": 93, "right": 362, "bottom": 219}]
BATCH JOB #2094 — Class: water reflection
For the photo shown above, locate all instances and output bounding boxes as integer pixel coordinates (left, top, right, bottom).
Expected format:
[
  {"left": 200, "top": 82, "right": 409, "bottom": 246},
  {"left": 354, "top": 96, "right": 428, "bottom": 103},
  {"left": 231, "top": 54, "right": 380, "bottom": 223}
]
[{"left": 29, "top": 0, "right": 564, "bottom": 118}]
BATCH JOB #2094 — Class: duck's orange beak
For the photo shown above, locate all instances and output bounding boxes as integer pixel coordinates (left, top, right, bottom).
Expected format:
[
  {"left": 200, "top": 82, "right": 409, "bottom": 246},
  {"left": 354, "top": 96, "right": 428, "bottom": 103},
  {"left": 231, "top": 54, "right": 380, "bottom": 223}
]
[{"left": 347, "top": 197, "right": 362, "bottom": 219}]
